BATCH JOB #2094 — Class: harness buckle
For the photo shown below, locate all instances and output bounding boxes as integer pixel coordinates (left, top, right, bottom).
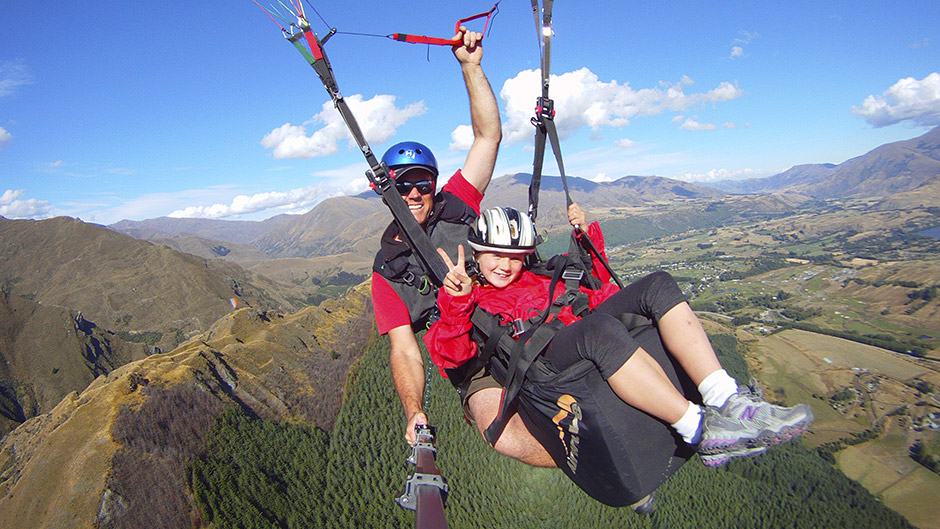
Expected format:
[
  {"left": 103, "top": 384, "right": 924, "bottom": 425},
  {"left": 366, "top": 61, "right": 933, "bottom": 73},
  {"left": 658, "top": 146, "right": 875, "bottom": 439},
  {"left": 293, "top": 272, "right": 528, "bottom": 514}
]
[
  {"left": 562, "top": 268, "right": 584, "bottom": 282},
  {"left": 535, "top": 96, "right": 555, "bottom": 121},
  {"left": 510, "top": 318, "right": 529, "bottom": 338},
  {"left": 416, "top": 275, "right": 431, "bottom": 295},
  {"left": 402, "top": 271, "right": 416, "bottom": 285},
  {"left": 367, "top": 162, "right": 393, "bottom": 194}
]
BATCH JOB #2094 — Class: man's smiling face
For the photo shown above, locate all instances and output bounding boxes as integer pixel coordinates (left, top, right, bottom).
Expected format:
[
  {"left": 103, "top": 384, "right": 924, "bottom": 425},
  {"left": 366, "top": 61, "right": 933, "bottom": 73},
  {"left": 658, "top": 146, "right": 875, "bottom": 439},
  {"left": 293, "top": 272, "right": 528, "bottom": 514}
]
[{"left": 395, "top": 169, "right": 436, "bottom": 227}]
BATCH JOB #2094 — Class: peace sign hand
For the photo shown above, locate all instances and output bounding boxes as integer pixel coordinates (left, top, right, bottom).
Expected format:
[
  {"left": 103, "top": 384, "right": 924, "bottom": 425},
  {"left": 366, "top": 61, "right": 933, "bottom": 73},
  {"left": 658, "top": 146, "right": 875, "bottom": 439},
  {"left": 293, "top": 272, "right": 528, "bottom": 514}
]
[{"left": 438, "top": 245, "right": 473, "bottom": 297}]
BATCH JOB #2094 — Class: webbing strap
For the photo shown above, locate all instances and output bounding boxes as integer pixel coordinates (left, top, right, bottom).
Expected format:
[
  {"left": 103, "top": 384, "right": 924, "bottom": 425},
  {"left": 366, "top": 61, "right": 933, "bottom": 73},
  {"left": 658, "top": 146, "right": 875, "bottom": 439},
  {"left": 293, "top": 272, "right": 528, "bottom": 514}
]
[
  {"left": 577, "top": 226, "right": 624, "bottom": 288},
  {"left": 527, "top": 0, "right": 569, "bottom": 223},
  {"left": 482, "top": 259, "right": 567, "bottom": 445},
  {"left": 292, "top": 27, "right": 449, "bottom": 286},
  {"left": 482, "top": 322, "right": 559, "bottom": 445},
  {"left": 527, "top": 0, "right": 624, "bottom": 288},
  {"left": 529, "top": 95, "right": 573, "bottom": 223}
]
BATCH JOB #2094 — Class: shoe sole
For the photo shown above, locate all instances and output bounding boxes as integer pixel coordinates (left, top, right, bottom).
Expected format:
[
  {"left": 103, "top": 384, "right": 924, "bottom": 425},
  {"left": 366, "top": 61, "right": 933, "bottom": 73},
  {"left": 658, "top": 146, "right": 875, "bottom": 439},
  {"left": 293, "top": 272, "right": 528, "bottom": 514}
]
[
  {"left": 701, "top": 444, "right": 767, "bottom": 467},
  {"left": 629, "top": 493, "right": 656, "bottom": 514}
]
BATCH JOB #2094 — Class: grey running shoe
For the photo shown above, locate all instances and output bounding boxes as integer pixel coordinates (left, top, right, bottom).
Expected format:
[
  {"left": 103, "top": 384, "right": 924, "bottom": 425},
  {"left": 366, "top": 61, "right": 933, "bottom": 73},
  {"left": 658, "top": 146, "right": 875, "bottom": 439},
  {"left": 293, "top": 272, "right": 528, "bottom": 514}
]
[{"left": 699, "top": 380, "right": 814, "bottom": 467}]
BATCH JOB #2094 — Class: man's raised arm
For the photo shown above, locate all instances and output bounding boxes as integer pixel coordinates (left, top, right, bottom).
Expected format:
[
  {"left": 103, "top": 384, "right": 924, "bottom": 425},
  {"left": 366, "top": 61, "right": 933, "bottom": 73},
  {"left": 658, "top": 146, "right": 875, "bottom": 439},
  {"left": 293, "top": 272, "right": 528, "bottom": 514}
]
[{"left": 452, "top": 26, "right": 501, "bottom": 195}]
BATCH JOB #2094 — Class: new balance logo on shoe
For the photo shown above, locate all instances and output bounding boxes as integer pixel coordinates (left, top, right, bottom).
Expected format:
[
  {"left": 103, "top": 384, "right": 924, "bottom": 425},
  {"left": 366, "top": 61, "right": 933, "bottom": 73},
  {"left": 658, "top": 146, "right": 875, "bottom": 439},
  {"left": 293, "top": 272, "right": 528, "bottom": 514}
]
[{"left": 739, "top": 405, "right": 760, "bottom": 421}]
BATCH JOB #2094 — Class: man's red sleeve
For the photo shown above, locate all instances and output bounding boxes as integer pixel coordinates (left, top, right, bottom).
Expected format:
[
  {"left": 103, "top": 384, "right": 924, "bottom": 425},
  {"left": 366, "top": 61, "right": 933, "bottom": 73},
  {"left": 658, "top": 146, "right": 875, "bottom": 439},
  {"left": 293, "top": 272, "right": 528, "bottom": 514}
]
[
  {"left": 371, "top": 272, "right": 411, "bottom": 335},
  {"left": 441, "top": 169, "right": 483, "bottom": 214}
]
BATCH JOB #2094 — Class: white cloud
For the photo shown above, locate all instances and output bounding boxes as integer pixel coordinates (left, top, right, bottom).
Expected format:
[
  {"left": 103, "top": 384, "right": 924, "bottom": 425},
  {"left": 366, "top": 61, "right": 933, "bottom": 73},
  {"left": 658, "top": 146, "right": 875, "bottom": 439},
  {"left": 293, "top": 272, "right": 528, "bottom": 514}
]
[
  {"left": 76, "top": 186, "right": 242, "bottom": 224},
  {"left": 0, "top": 189, "right": 23, "bottom": 204},
  {"left": 449, "top": 124, "right": 474, "bottom": 151},
  {"left": 261, "top": 94, "right": 426, "bottom": 159},
  {"left": 851, "top": 72, "right": 940, "bottom": 127},
  {"left": 0, "top": 189, "right": 54, "bottom": 219},
  {"left": 680, "top": 118, "right": 717, "bottom": 131},
  {"left": 675, "top": 168, "right": 767, "bottom": 183},
  {"left": 734, "top": 31, "right": 760, "bottom": 46},
  {"left": 499, "top": 68, "right": 743, "bottom": 144},
  {"left": 729, "top": 32, "right": 758, "bottom": 60},
  {"left": 167, "top": 177, "right": 370, "bottom": 220},
  {"left": 615, "top": 138, "right": 638, "bottom": 148},
  {"left": 0, "top": 59, "right": 32, "bottom": 98},
  {"left": 0, "top": 127, "right": 10, "bottom": 149},
  {"left": 168, "top": 187, "right": 321, "bottom": 219}
]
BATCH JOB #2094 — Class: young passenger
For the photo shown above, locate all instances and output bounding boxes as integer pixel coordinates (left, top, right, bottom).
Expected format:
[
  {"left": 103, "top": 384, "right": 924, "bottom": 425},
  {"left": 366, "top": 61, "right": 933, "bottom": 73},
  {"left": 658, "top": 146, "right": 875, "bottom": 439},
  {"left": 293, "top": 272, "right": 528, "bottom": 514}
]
[{"left": 424, "top": 205, "right": 814, "bottom": 466}]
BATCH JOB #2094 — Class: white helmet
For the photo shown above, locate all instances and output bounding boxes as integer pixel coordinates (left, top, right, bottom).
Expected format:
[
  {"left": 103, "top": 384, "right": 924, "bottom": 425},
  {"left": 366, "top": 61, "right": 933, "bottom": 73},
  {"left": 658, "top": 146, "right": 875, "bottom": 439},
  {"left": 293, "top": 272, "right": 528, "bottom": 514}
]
[{"left": 468, "top": 207, "right": 537, "bottom": 254}]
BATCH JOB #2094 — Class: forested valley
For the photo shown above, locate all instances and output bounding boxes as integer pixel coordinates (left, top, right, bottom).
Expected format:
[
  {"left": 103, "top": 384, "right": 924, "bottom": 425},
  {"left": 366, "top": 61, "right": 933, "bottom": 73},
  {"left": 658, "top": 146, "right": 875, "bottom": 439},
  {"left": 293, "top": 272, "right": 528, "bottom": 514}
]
[{"left": 188, "top": 333, "right": 913, "bottom": 529}]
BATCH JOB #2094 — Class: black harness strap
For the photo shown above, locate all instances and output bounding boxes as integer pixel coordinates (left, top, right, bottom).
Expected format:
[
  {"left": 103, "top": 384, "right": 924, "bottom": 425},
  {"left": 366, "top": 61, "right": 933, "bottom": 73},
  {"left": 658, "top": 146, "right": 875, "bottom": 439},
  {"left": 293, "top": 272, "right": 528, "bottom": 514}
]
[
  {"left": 292, "top": 28, "right": 449, "bottom": 287},
  {"left": 527, "top": 0, "right": 624, "bottom": 289},
  {"left": 482, "top": 258, "right": 568, "bottom": 444},
  {"left": 527, "top": 0, "right": 567, "bottom": 225}
]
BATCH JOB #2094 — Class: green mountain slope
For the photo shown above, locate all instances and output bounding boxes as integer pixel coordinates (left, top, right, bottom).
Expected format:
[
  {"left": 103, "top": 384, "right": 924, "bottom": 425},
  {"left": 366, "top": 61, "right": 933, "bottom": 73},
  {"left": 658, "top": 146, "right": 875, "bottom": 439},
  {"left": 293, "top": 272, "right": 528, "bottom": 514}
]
[{"left": 196, "top": 332, "right": 914, "bottom": 529}]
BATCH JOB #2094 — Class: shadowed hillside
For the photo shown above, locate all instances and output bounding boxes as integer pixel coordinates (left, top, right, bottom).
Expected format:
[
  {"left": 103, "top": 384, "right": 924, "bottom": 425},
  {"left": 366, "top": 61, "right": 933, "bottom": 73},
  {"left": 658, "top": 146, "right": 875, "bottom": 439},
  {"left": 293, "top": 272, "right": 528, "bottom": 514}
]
[
  {"left": 0, "top": 282, "right": 374, "bottom": 529},
  {"left": 252, "top": 196, "right": 391, "bottom": 258},
  {"left": 0, "top": 292, "right": 151, "bottom": 435},
  {"left": 0, "top": 215, "right": 320, "bottom": 435},
  {"left": 0, "top": 216, "right": 313, "bottom": 347}
]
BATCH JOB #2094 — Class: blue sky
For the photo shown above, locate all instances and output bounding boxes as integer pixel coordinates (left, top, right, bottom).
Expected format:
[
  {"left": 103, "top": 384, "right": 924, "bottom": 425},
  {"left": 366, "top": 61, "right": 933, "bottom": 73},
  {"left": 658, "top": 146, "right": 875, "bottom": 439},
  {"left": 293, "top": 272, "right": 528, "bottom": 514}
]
[{"left": 1, "top": 1, "right": 939, "bottom": 225}]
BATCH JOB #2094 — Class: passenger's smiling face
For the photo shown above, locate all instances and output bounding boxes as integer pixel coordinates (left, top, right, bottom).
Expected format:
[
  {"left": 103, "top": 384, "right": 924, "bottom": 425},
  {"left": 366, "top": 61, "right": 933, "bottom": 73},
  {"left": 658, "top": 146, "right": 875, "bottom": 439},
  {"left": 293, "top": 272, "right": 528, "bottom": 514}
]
[{"left": 475, "top": 251, "right": 525, "bottom": 289}]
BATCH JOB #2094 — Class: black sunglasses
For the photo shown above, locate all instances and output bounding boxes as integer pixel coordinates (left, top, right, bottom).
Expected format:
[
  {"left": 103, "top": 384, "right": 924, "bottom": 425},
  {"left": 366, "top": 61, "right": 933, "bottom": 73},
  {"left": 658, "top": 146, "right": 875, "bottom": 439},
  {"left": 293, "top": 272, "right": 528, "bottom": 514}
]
[{"left": 395, "top": 179, "right": 435, "bottom": 195}]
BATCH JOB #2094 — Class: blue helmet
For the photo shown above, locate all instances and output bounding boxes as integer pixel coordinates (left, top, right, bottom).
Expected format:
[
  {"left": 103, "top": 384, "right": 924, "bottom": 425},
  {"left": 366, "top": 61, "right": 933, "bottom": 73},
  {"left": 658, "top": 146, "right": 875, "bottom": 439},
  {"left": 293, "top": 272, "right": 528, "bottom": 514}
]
[{"left": 381, "top": 141, "right": 439, "bottom": 179}]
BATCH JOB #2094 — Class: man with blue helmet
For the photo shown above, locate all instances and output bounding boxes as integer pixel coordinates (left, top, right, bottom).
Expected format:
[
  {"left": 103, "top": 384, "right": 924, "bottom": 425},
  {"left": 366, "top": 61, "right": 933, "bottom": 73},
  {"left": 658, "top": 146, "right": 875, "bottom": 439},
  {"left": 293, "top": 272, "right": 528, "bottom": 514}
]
[{"left": 371, "top": 26, "right": 553, "bottom": 466}]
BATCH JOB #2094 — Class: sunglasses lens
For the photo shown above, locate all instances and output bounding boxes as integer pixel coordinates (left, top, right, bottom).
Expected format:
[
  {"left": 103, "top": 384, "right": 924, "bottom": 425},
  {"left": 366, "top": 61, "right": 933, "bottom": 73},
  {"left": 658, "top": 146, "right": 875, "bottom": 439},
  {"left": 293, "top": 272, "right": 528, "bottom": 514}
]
[{"left": 396, "top": 180, "right": 434, "bottom": 195}]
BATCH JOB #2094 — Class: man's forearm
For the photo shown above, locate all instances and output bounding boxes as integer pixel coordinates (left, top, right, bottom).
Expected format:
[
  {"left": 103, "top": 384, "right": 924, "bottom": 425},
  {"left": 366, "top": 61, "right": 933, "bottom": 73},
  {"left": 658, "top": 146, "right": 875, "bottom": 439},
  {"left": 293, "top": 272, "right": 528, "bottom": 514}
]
[
  {"left": 463, "top": 62, "right": 501, "bottom": 143},
  {"left": 460, "top": 62, "right": 501, "bottom": 193},
  {"left": 390, "top": 348, "right": 426, "bottom": 418}
]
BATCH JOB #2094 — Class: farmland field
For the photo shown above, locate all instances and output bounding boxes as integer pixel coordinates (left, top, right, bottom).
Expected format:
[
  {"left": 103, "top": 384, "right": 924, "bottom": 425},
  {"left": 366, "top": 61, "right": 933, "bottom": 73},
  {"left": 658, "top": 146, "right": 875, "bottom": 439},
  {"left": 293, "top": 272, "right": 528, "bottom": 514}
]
[{"left": 751, "top": 329, "right": 940, "bottom": 528}]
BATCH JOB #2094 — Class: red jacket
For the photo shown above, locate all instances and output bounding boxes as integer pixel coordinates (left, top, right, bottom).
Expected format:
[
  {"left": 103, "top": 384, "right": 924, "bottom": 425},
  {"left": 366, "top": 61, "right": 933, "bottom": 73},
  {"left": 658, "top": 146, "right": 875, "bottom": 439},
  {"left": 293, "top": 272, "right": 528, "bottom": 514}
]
[{"left": 423, "top": 222, "right": 617, "bottom": 376}]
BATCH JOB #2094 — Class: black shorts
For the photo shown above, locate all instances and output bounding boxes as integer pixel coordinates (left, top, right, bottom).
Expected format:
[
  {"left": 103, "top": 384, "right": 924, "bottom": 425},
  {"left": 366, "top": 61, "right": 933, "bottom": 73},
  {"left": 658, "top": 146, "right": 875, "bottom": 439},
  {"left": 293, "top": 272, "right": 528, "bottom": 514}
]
[{"left": 543, "top": 271, "right": 687, "bottom": 379}]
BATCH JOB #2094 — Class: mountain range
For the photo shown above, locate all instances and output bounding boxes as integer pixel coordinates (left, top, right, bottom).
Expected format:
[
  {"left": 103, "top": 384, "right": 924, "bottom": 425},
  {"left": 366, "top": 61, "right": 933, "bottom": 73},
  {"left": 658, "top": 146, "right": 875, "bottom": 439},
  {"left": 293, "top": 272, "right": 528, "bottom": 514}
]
[
  {"left": 710, "top": 125, "right": 940, "bottom": 198},
  {"left": 110, "top": 126, "right": 940, "bottom": 252}
]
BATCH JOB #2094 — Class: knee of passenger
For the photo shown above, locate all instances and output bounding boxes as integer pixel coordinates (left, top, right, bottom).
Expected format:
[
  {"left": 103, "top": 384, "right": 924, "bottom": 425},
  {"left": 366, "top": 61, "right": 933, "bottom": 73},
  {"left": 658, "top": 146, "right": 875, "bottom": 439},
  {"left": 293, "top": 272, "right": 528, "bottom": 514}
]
[
  {"left": 647, "top": 270, "right": 678, "bottom": 289},
  {"left": 476, "top": 415, "right": 533, "bottom": 461},
  {"left": 587, "top": 313, "right": 626, "bottom": 335},
  {"left": 647, "top": 271, "right": 684, "bottom": 301},
  {"left": 477, "top": 421, "right": 516, "bottom": 456}
]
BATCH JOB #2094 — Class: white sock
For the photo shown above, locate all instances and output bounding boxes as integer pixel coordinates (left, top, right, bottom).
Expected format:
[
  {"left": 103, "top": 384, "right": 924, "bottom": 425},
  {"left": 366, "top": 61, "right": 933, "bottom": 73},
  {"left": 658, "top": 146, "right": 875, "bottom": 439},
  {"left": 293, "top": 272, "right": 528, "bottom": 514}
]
[
  {"left": 671, "top": 402, "right": 703, "bottom": 445},
  {"left": 698, "top": 369, "right": 738, "bottom": 408}
]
